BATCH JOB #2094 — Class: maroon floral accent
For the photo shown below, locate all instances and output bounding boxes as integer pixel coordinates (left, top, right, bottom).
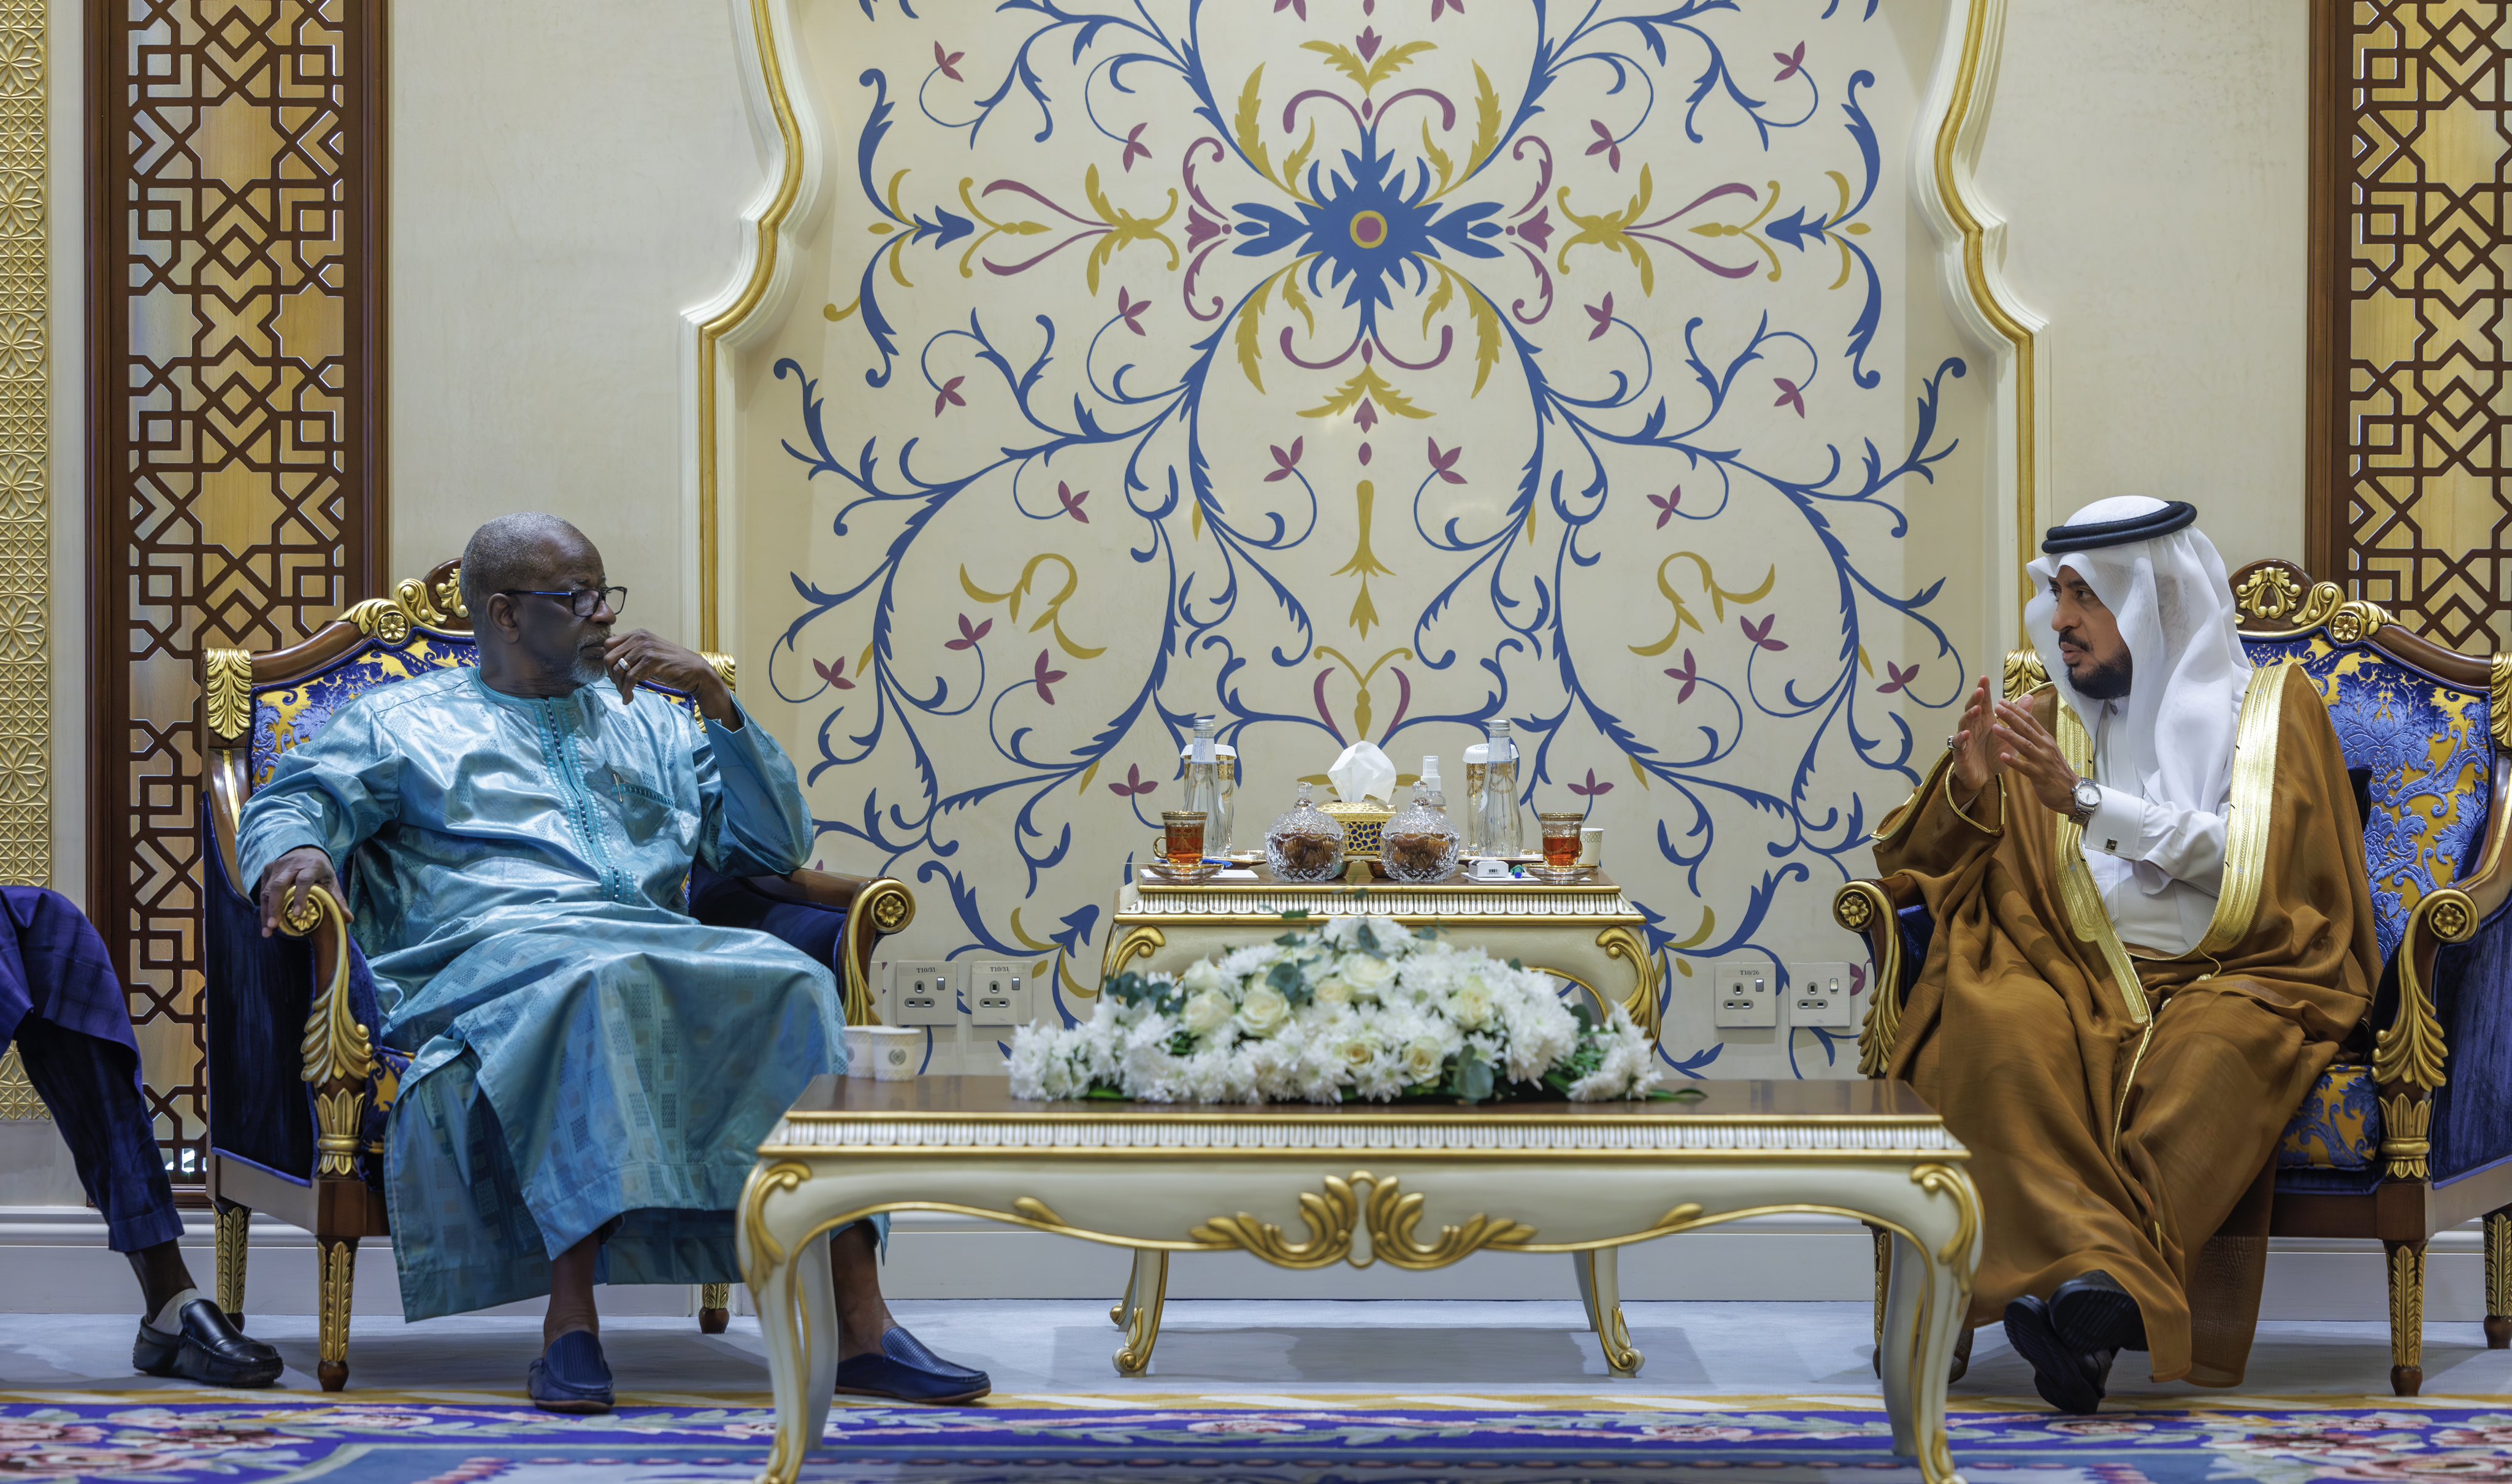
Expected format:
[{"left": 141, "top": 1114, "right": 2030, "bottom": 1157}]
[
  {"left": 1648, "top": 487, "right": 1680, "bottom": 529},
  {"left": 1772, "top": 377, "right": 1806, "bottom": 417},
  {"left": 1108, "top": 763, "right": 1158, "bottom": 797},
  {"left": 1032, "top": 651, "right": 1068, "bottom": 705},
  {"left": 811, "top": 656, "right": 856, "bottom": 690},
  {"left": 1514, "top": 205, "right": 1554, "bottom": 252},
  {"left": 1663, "top": 649, "right": 1700, "bottom": 702},
  {"left": 1878, "top": 660, "right": 1918, "bottom": 694},
  {"left": 1568, "top": 768, "right": 1612, "bottom": 797},
  {"left": 1355, "top": 398, "right": 1380, "bottom": 432},
  {"left": 1772, "top": 42, "right": 1806, "bottom": 81},
  {"left": 1120, "top": 123, "right": 1151, "bottom": 172},
  {"left": 1586, "top": 119, "right": 1622, "bottom": 172},
  {"left": 1273, "top": 0, "right": 1306, "bottom": 16},
  {"left": 1185, "top": 208, "right": 1230, "bottom": 253},
  {"left": 1428, "top": 0, "right": 1464, "bottom": 16},
  {"left": 933, "top": 375, "right": 967, "bottom": 416},
  {"left": 1056, "top": 481, "right": 1091, "bottom": 522},
  {"left": 1266, "top": 438, "right": 1304, "bottom": 481},
  {"left": 1116, "top": 286, "right": 1150, "bottom": 334},
  {"left": 933, "top": 42, "right": 965, "bottom": 81},
  {"left": 1585, "top": 294, "right": 1615, "bottom": 340},
  {"left": 1741, "top": 614, "right": 1787, "bottom": 652},
  {"left": 1355, "top": 26, "right": 1383, "bottom": 61},
  {"left": 1425, "top": 438, "right": 1465, "bottom": 484},
  {"left": 946, "top": 613, "right": 992, "bottom": 651}
]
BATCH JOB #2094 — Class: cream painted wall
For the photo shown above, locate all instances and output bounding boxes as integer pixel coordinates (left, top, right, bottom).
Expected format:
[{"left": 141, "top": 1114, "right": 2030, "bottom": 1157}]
[
  {"left": 1981, "top": 0, "right": 2310, "bottom": 572},
  {"left": 389, "top": 1, "right": 758, "bottom": 629}
]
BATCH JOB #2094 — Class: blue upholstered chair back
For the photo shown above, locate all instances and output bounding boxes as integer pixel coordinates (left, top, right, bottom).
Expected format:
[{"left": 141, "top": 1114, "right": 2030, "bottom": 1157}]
[
  {"left": 2238, "top": 632, "right": 2494, "bottom": 965},
  {"left": 250, "top": 632, "right": 478, "bottom": 787}
]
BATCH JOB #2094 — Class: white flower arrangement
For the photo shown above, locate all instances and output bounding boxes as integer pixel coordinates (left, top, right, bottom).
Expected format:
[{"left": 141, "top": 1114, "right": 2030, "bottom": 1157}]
[{"left": 1009, "top": 915, "right": 1665, "bottom": 1104}]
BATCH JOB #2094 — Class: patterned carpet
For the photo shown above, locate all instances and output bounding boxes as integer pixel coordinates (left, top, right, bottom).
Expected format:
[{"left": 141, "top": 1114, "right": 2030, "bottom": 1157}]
[{"left": 6, "top": 1392, "right": 2512, "bottom": 1482}]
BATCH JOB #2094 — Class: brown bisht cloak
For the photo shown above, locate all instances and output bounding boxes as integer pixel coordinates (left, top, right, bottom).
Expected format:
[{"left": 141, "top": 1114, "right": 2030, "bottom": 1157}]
[{"left": 1874, "top": 663, "right": 2377, "bottom": 1385}]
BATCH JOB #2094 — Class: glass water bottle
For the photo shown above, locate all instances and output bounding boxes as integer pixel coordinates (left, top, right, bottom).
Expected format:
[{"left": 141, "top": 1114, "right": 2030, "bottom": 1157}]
[
  {"left": 1479, "top": 720, "right": 1522, "bottom": 857},
  {"left": 1181, "top": 716, "right": 1229, "bottom": 857}
]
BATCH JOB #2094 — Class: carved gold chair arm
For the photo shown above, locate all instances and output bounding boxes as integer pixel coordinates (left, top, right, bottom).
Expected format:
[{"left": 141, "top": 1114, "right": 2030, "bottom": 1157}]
[
  {"left": 280, "top": 884, "right": 375, "bottom": 1179},
  {"left": 1834, "top": 878, "right": 1919, "bottom": 1077},
  {"left": 837, "top": 877, "right": 914, "bottom": 1027}
]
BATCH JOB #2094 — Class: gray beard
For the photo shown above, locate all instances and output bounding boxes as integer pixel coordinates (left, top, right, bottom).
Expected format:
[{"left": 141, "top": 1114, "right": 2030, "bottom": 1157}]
[{"left": 570, "top": 652, "right": 613, "bottom": 690}]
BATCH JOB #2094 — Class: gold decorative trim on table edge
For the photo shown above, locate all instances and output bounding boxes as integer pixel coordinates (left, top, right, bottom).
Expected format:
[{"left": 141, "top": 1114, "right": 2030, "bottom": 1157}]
[
  {"left": 1834, "top": 880, "right": 1903, "bottom": 1075},
  {"left": 695, "top": 0, "right": 809, "bottom": 649},
  {"left": 0, "top": 0, "right": 48, "bottom": 901}
]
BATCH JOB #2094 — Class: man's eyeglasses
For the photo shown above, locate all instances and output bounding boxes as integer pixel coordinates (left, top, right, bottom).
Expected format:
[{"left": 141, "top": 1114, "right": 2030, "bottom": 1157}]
[{"left": 502, "top": 586, "right": 627, "bottom": 619}]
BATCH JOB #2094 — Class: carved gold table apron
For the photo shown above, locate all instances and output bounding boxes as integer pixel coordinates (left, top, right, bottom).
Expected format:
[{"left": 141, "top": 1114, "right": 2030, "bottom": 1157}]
[
  {"left": 1104, "top": 866, "right": 1664, "bottom": 1039},
  {"left": 737, "top": 1076, "right": 1981, "bottom": 1484}
]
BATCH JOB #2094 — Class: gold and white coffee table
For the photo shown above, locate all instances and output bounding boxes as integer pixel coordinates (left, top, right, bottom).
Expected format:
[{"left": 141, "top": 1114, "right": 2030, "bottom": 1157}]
[
  {"left": 1105, "top": 865, "right": 1663, "bottom": 1036},
  {"left": 737, "top": 1077, "right": 1979, "bottom": 1484}
]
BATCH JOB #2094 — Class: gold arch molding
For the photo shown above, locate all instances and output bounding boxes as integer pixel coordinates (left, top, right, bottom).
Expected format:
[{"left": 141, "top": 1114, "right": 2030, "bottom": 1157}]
[{"left": 690, "top": 0, "right": 2039, "bottom": 661}]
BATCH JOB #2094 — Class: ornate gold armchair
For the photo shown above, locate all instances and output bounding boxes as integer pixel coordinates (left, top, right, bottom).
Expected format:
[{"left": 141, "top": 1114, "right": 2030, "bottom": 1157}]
[
  {"left": 197, "top": 560, "right": 913, "bottom": 1390},
  {"left": 1834, "top": 559, "right": 2512, "bottom": 1396}
]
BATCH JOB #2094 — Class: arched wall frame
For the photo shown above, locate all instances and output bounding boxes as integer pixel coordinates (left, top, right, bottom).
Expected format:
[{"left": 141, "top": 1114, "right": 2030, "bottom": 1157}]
[{"left": 682, "top": 0, "right": 2048, "bottom": 666}]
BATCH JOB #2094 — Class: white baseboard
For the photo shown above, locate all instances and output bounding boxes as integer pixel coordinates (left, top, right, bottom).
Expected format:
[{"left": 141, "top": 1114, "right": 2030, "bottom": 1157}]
[{"left": 1, "top": 1206, "right": 2491, "bottom": 1322}]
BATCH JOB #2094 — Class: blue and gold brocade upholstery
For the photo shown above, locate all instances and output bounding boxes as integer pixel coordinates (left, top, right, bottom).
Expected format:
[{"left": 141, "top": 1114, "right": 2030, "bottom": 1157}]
[
  {"left": 2276, "top": 1063, "right": 2382, "bottom": 1171},
  {"left": 250, "top": 635, "right": 478, "bottom": 788}
]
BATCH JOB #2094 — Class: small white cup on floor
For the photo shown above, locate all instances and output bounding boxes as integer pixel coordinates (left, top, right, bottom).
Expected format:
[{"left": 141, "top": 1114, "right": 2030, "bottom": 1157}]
[{"left": 862, "top": 1025, "right": 922, "bottom": 1081}]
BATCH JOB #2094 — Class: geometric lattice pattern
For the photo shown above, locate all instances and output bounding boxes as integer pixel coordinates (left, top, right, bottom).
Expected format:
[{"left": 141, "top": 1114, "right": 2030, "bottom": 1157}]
[
  {"left": 0, "top": 0, "right": 48, "bottom": 1122},
  {"left": 94, "top": 0, "right": 380, "bottom": 1172},
  {"left": 2341, "top": 1, "right": 2512, "bottom": 648}
]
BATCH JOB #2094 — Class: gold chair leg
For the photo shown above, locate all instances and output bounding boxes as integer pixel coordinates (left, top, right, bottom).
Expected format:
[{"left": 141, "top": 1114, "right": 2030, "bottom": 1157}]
[
  {"left": 2486, "top": 1208, "right": 2512, "bottom": 1351},
  {"left": 318, "top": 1237, "right": 358, "bottom": 1393},
  {"left": 2386, "top": 1237, "right": 2426, "bottom": 1396},
  {"left": 213, "top": 1202, "right": 250, "bottom": 1324},
  {"left": 699, "top": 1282, "right": 732, "bottom": 1334}
]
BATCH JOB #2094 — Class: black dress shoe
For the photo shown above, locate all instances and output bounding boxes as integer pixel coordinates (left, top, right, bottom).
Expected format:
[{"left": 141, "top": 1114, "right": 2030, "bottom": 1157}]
[
  {"left": 2050, "top": 1269, "right": 2146, "bottom": 1353},
  {"left": 134, "top": 1299, "right": 284, "bottom": 1388},
  {"left": 2002, "top": 1293, "right": 2113, "bottom": 1415}
]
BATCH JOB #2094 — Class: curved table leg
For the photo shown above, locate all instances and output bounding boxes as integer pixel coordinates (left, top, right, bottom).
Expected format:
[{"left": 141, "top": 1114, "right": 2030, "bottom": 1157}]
[
  {"left": 1574, "top": 1249, "right": 1642, "bottom": 1376},
  {"left": 1875, "top": 1172, "right": 1977, "bottom": 1484},
  {"left": 1112, "top": 1250, "right": 1169, "bottom": 1377},
  {"left": 746, "top": 1199, "right": 837, "bottom": 1484}
]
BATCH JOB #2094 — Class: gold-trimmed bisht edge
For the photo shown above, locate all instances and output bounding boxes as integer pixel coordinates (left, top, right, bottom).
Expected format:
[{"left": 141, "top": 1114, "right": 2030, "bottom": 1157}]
[{"left": 2193, "top": 662, "right": 2291, "bottom": 956}]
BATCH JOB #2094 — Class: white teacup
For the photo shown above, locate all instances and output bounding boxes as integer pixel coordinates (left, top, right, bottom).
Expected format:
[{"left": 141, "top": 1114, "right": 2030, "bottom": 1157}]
[{"left": 854, "top": 1025, "right": 922, "bottom": 1082}]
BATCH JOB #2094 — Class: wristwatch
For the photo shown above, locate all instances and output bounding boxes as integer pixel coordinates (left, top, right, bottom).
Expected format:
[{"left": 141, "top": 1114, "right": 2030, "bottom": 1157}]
[{"left": 2069, "top": 779, "right": 2102, "bottom": 828}]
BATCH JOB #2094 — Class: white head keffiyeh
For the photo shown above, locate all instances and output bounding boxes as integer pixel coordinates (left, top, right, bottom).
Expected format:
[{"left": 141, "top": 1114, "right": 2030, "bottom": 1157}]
[{"left": 2024, "top": 496, "right": 2250, "bottom": 830}]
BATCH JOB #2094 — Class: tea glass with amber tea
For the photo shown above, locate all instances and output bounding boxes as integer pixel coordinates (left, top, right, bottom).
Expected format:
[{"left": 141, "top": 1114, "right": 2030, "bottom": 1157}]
[
  {"left": 1531, "top": 811, "right": 1590, "bottom": 882},
  {"left": 1161, "top": 811, "right": 1207, "bottom": 865}
]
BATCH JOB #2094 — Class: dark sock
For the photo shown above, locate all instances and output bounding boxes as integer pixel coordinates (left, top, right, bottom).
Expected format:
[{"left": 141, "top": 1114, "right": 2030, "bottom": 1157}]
[{"left": 128, "top": 1242, "right": 194, "bottom": 1321}]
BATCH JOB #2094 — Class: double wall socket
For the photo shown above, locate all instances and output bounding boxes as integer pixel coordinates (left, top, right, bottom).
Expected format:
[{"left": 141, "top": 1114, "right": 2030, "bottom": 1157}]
[
  {"left": 891, "top": 961, "right": 960, "bottom": 1026},
  {"left": 1712, "top": 960, "right": 1776, "bottom": 1028}
]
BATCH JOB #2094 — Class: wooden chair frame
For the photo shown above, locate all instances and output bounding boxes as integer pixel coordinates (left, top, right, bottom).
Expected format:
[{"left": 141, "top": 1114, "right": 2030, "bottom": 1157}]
[
  {"left": 1834, "top": 559, "right": 2512, "bottom": 1394},
  {"left": 198, "top": 560, "right": 914, "bottom": 1389}
]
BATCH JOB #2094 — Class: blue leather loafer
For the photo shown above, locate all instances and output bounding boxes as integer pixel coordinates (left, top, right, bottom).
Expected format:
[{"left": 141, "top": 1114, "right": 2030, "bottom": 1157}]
[
  {"left": 527, "top": 1329, "right": 615, "bottom": 1414},
  {"left": 832, "top": 1325, "right": 990, "bottom": 1404}
]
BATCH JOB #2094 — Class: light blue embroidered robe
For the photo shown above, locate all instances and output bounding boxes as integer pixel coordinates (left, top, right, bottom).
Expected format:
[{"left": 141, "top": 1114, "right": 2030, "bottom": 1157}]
[{"left": 237, "top": 668, "right": 849, "bottom": 1318}]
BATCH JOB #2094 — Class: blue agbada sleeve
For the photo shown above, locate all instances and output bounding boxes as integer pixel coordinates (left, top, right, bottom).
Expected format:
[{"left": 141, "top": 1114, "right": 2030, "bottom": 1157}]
[
  {"left": 238, "top": 701, "right": 402, "bottom": 890},
  {"left": 695, "top": 698, "right": 811, "bottom": 878}
]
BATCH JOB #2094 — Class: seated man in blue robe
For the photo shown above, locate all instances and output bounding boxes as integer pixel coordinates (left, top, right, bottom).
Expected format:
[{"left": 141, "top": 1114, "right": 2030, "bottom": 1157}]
[
  {"left": 239, "top": 513, "right": 986, "bottom": 1412},
  {"left": 2, "top": 887, "right": 283, "bottom": 1386}
]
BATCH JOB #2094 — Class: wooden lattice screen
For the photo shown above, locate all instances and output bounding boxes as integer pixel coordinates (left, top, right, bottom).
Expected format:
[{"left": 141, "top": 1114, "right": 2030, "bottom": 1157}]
[
  {"left": 86, "top": 0, "right": 386, "bottom": 1180},
  {"left": 2313, "top": 0, "right": 2512, "bottom": 646}
]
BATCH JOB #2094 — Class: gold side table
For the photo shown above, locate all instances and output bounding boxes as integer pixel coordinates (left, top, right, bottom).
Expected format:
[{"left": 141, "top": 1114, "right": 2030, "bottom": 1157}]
[{"left": 737, "top": 1076, "right": 1979, "bottom": 1484}]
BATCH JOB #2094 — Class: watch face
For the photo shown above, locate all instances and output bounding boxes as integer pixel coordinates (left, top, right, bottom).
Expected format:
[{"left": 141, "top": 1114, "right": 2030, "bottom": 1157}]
[{"left": 2075, "top": 781, "right": 2102, "bottom": 811}]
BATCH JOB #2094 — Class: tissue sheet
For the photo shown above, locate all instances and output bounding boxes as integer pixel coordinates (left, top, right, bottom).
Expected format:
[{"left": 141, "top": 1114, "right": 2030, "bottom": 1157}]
[{"left": 1328, "top": 741, "right": 1396, "bottom": 805}]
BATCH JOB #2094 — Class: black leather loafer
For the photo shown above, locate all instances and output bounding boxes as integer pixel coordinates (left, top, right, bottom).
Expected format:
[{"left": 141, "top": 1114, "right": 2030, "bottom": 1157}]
[
  {"left": 2050, "top": 1269, "right": 2146, "bottom": 1353},
  {"left": 2002, "top": 1293, "right": 2113, "bottom": 1415},
  {"left": 133, "top": 1299, "right": 285, "bottom": 1388},
  {"left": 833, "top": 1325, "right": 991, "bottom": 1404}
]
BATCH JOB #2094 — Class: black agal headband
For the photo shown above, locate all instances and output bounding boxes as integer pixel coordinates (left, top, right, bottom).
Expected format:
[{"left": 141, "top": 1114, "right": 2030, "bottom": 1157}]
[{"left": 2040, "top": 500, "right": 2196, "bottom": 554}]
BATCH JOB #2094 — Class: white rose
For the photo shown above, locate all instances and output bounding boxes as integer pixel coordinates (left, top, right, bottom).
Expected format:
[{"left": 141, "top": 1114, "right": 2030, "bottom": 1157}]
[
  {"left": 1449, "top": 979, "right": 1495, "bottom": 1030},
  {"left": 1336, "top": 1032, "right": 1377, "bottom": 1069},
  {"left": 1313, "top": 974, "right": 1353, "bottom": 1007},
  {"left": 1342, "top": 955, "right": 1396, "bottom": 996},
  {"left": 1183, "top": 989, "right": 1234, "bottom": 1037},
  {"left": 1181, "top": 959, "right": 1231, "bottom": 995},
  {"left": 1401, "top": 1039, "right": 1446, "bottom": 1083},
  {"left": 1239, "top": 984, "right": 1293, "bottom": 1038}
]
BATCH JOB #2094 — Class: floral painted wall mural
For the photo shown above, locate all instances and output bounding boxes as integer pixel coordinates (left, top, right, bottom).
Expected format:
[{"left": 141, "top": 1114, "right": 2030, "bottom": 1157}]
[{"left": 734, "top": 0, "right": 1994, "bottom": 1077}]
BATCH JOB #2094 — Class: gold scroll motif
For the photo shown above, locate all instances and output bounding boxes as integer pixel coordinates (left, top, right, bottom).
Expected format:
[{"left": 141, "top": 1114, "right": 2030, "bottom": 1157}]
[
  {"left": 2375, "top": 887, "right": 2470, "bottom": 1096},
  {"left": 740, "top": 1160, "right": 813, "bottom": 1290},
  {"left": 0, "top": 0, "right": 47, "bottom": 897},
  {"left": 342, "top": 570, "right": 469, "bottom": 646},
  {"left": 287, "top": 886, "right": 373, "bottom": 1177},
  {"left": 1911, "top": 1163, "right": 1979, "bottom": 1268},
  {"left": 2002, "top": 647, "right": 2048, "bottom": 700},
  {"left": 1593, "top": 924, "right": 1661, "bottom": 1041},
  {"left": 1190, "top": 1172, "right": 1541, "bottom": 1270},
  {"left": 1095, "top": 926, "right": 1166, "bottom": 994},
  {"left": 2492, "top": 654, "right": 2512, "bottom": 752},
  {"left": 1834, "top": 881, "right": 1904, "bottom": 1076},
  {"left": 204, "top": 648, "right": 255, "bottom": 743},
  {"left": 840, "top": 878, "right": 914, "bottom": 1024}
]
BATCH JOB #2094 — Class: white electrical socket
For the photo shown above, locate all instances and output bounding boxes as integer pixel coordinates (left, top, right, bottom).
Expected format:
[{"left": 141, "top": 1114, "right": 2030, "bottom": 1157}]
[
  {"left": 1789, "top": 961, "right": 1859, "bottom": 1029},
  {"left": 892, "top": 961, "right": 960, "bottom": 1026},
  {"left": 968, "top": 960, "right": 1027, "bottom": 1026},
  {"left": 1711, "top": 960, "right": 1776, "bottom": 1028}
]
